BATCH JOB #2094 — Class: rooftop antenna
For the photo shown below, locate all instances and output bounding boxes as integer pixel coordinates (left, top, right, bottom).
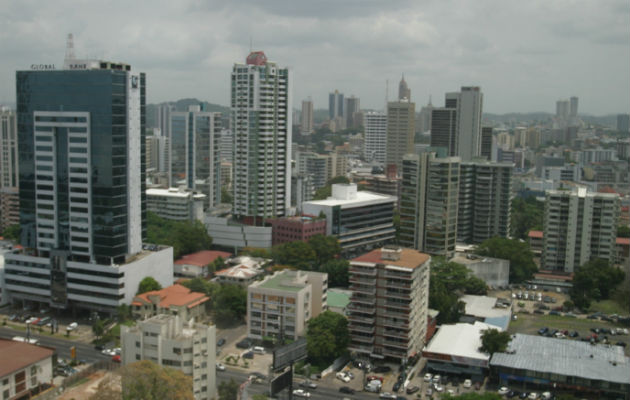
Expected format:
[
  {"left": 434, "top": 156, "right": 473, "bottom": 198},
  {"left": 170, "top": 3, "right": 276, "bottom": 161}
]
[{"left": 65, "top": 33, "right": 76, "bottom": 62}]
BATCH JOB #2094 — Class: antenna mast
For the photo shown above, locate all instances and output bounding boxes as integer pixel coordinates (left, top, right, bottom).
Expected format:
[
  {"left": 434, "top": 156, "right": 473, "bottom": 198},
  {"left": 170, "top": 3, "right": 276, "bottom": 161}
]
[{"left": 65, "top": 33, "right": 76, "bottom": 62}]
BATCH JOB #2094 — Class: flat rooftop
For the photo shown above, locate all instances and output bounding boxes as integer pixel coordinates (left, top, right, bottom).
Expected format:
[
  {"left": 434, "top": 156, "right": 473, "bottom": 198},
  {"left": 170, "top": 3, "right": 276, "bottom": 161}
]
[
  {"left": 304, "top": 190, "right": 396, "bottom": 208},
  {"left": 451, "top": 253, "right": 506, "bottom": 266},
  {"left": 256, "top": 271, "right": 306, "bottom": 293},
  {"left": 491, "top": 334, "right": 630, "bottom": 385},
  {"left": 424, "top": 321, "right": 497, "bottom": 363},
  {"left": 351, "top": 248, "right": 430, "bottom": 270}
]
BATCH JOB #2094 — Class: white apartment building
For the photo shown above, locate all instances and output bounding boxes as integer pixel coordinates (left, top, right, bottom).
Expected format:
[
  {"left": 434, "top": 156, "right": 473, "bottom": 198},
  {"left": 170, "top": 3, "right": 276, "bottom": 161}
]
[
  {"left": 542, "top": 187, "right": 620, "bottom": 273},
  {"left": 121, "top": 315, "right": 216, "bottom": 400},
  {"left": 247, "top": 270, "right": 327, "bottom": 341},
  {"left": 348, "top": 247, "right": 430, "bottom": 360},
  {"left": 0, "top": 339, "right": 55, "bottom": 400},
  {"left": 302, "top": 184, "right": 397, "bottom": 256},
  {"left": 364, "top": 112, "right": 387, "bottom": 164},
  {"left": 231, "top": 51, "right": 292, "bottom": 222},
  {"left": 147, "top": 188, "right": 206, "bottom": 222}
]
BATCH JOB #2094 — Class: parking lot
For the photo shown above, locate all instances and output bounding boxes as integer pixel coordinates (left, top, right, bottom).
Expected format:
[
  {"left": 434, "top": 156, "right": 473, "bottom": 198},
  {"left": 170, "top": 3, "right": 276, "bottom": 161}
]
[{"left": 1, "top": 303, "right": 93, "bottom": 342}]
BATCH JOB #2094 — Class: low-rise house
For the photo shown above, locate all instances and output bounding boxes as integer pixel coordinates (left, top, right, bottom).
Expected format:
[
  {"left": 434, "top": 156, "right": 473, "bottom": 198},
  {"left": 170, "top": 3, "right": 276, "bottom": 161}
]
[
  {"left": 0, "top": 339, "right": 55, "bottom": 399},
  {"left": 174, "top": 250, "right": 232, "bottom": 278},
  {"left": 131, "top": 284, "right": 209, "bottom": 321}
]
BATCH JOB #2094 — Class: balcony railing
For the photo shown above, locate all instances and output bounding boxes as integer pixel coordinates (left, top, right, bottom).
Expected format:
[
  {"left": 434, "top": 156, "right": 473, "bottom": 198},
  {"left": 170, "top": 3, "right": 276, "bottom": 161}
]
[
  {"left": 347, "top": 303, "right": 376, "bottom": 314},
  {"left": 349, "top": 284, "right": 377, "bottom": 295},
  {"left": 350, "top": 295, "right": 376, "bottom": 305},
  {"left": 349, "top": 267, "right": 377, "bottom": 276},
  {"left": 349, "top": 324, "right": 375, "bottom": 334},
  {"left": 347, "top": 314, "right": 375, "bottom": 324},
  {"left": 351, "top": 335, "right": 375, "bottom": 344}
]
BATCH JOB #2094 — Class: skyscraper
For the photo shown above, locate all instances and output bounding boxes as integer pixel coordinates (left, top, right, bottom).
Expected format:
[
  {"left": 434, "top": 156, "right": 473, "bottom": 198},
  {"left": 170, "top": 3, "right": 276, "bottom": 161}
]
[
  {"left": 169, "top": 105, "right": 222, "bottom": 209},
  {"left": 0, "top": 108, "right": 19, "bottom": 231},
  {"left": 542, "top": 188, "right": 619, "bottom": 273},
  {"left": 430, "top": 87, "right": 483, "bottom": 162},
  {"left": 617, "top": 114, "right": 630, "bottom": 133},
  {"left": 398, "top": 74, "right": 411, "bottom": 100},
  {"left": 301, "top": 99, "right": 314, "bottom": 135},
  {"left": 329, "top": 90, "right": 344, "bottom": 119},
  {"left": 418, "top": 98, "right": 434, "bottom": 134},
  {"left": 386, "top": 99, "right": 415, "bottom": 173},
  {"left": 5, "top": 48, "right": 173, "bottom": 313},
  {"left": 400, "top": 152, "right": 460, "bottom": 258},
  {"left": 344, "top": 96, "right": 360, "bottom": 129},
  {"left": 231, "top": 51, "right": 292, "bottom": 224},
  {"left": 364, "top": 111, "right": 387, "bottom": 163},
  {"left": 457, "top": 161, "right": 513, "bottom": 244},
  {"left": 569, "top": 96, "right": 579, "bottom": 126}
]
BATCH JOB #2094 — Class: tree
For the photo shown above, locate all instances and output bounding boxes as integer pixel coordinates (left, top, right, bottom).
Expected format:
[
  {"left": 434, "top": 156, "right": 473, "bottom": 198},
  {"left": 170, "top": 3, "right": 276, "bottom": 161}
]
[
  {"left": 313, "top": 176, "right": 350, "bottom": 200},
  {"left": 510, "top": 197, "right": 544, "bottom": 240},
  {"left": 617, "top": 225, "right": 630, "bottom": 238},
  {"left": 239, "top": 247, "right": 272, "bottom": 259},
  {"left": 1, "top": 224, "right": 20, "bottom": 241},
  {"left": 92, "top": 319, "right": 105, "bottom": 340},
  {"left": 214, "top": 284, "right": 247, "bottom": 326},
  {"left": 476, "top": 237, "right": 537, "bottom": 283},
  {"left": 208, "top": 256, "right": 226, "bottom": 274},
  {"left": 218, "top": 378, "right": 239, "bottom": 400},
  {"left": 146, "top": 211, "right": 213, "bottom": 259},
  {"left": 306, "top": 311, "right": 349, "bottom": 366},
  {"left": 570, "top": 259, "right": 625, "bottom": 310},
  {"left": 320, "top": 259, "right": 349, "bottom": 287},
  {"left": 117, "top": 304, "right": 132, "bottom": 322},
  {"left": 271, "top": 241, "right": 316, "bottom": 270},
  {"left": 479, "top": 328, "right": 511, "bottom": 355},
  {"left": 221, "top": 187, "right": 233, "bottom": 205},
  {"left": 120, "top": 360, "right": 193, "bottom": 400},
  {"left": 137, "top": 276, "right": 162, "bottom": 295},
  {"left": 308, "top": 234, "right": 341, "bottom": 267}
]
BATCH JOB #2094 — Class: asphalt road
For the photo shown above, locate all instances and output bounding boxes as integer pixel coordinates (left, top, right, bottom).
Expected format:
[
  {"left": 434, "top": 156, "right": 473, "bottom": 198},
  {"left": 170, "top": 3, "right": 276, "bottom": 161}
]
[{"left": 0, "top": 326, "right": 110, "bottom": 363}]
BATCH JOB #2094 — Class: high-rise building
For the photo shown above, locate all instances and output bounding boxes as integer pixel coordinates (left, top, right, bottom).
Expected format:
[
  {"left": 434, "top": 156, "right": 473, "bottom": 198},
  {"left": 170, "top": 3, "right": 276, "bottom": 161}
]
[
  {"left": 156, "top": 103, "right": 173, "bottom": 138},
  {"left": 347, "top": 246, "right": 430, "bottom": 361},
  {"left": 121, "top": 315, "right": 217, "bottom": 400},
  {"left": 5, "top": 51, "right": 173, "bottom": 313},
  {"left": 364, "top": 112, "right": 387, "bottom": 163},
  {"left": 386, "top": 100, "right": 415, "bottom": 173},
  {"left": 418, "top": 98, "right": 434, "bottom": 134},
  {"left": 345, "top": 96, "right": 360, "bottom": 129},
  {"left": 231, "top": 51, "right": 292, "bottom": 224},
  {"left": 301, "top": 99, "right": 314, "bottom": 135},
  {"left": 481, "top": 127, "right": 493, "bottom": 160},
  {"left": 329, "top": 90, "right": 344, "bottom": 119},
  {"left": 296, "top": 151, "right": 330, "bottom": 190},
  {"left": 430, "top": 87, "right": 483, "bottom": 162},
  {"left": 457, "top": 161, "right": 513, "bottom": 244},
  {"left": 617, "top": 114, "right": 630, "bottom": 133},
  {"left": 398, "top": 75, "right": 411, "bottom": 100},
  {"left": 145, "top": 132, "right": 168, "bottom": 173},
  {"left": 169, "top": 105, "right": 222, "bottom": 209},
  {"left": 542, "top": 187, "right": 620, "bottom": 273},
  {"left": 0, "top": 108, "right": 19, "bottom": 231},
  {"left": 569, "top": 96, "right": 579, "bottom": 126},
  {"left": 400, "top": 153, "right": 460, "bottom": 258}
]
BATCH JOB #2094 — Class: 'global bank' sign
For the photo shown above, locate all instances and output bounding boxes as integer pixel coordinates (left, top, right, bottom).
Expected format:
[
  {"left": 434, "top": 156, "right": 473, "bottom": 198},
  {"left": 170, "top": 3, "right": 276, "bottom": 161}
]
[{"left": 31, "top": 64, "right": 56, "bottom": 70}]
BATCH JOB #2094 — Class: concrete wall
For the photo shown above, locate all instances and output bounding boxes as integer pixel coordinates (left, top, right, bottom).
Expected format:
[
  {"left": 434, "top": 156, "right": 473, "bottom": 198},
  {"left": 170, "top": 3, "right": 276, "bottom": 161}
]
[{"left": 206, "top": 217, "right": 272, "bottom": 249}]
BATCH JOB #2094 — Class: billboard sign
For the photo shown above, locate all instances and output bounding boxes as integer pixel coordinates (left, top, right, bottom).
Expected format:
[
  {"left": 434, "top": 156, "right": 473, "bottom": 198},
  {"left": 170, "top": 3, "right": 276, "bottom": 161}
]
[
  {"left": 272, "top": 338, "right": 307, "bottom": 371},
  {"left": 270, "top": 368, "right": 293, "bottom": 396}
]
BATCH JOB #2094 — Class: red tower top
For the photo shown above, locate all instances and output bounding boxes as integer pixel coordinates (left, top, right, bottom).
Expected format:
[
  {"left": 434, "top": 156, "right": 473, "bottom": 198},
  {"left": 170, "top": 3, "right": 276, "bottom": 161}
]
[{"left": 246, "top": 51, "right": 267, "bottom": 66}]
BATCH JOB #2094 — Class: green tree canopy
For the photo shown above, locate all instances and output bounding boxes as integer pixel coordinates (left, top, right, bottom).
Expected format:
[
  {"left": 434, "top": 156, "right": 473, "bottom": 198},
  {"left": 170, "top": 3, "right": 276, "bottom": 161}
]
[
  {"left": 137, "top": 276, "right": 162, "bottom": 295},
  {"left": 511, "top": 196, "right": 544, "bottom": 240},
  {"left": 146, "top": 211, "right": 213, "bottom": 259},
  {"left": 308, "top": 234, "right": 341, "bottom": 267},
  {"left": 239, "top": 247, "right": 272, "bottom": 259},
  {"left": 218, "top": 379, "right": 239, "bottom": 400},
  {"left": 617, "top": 225, "right": 630, "bottom": 238},
  {"left": 92, "top": 319, "right": 105, "bottom": 340},
  {"left": 214, "top": 284, "right": 247, "bottom": 326},
  {"left": 476, "top": 237, "right": 537, "bottom": 283},
  {"left": 320, "top": 259, "right": 349, "bottom": 287},
  {"left": 120, "top": 360, "right": 193, "bottom": 400},
  {"left": 479, "top": 328, "right": 511, "bottom": 355},
  {"left": 1, "top": 224, "right": 20, "bottom": 242},
  {"left": 271, "top": 241, "right": 316, "bottom": 270},
  {"left": 306, "top": 311, "right": 349, "bottom": 366},
  {"left": 570, "top": 259, "right": 625, "bottom": 310}
]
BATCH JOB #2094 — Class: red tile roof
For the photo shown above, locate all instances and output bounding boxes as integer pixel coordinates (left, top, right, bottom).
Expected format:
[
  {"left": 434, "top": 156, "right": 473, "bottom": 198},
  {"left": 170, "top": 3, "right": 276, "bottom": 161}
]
[
  {"left": 528, "top": 230, "right": 544, "bottom": 239},
  {"left": 0, "top": 339, "right": 55, "bottom": 378},
  {"left": 617, "top": 237, "right": 630, "bottom": 246},
  {"left": 352, "top": 248, "right": 430, "bottom": 269},
  {"left": 175, "top": 250, "right": 232, "bottom": 267},
  {"left": 131, "top": 284, "right": 209, "bottom": 309}
]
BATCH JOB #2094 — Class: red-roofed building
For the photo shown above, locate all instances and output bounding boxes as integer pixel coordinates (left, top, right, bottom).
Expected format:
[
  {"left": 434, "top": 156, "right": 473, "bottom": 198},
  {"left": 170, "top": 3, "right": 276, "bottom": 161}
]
[
  {"left": 267, "top": 215, "right": 326, "bottom": 246},
  {"left": 528, "top": 230, "right": 544, "bottom": 256},
  {"left": 0, "top": 339, "right": 55, "bottom": 399},
  {"left": 131, "top": 284, "right": 210, "bottom": 320},
  {"left": 174, "top": 250, "right": 232, "bottom": 278},
  {"left": 616, "top": 237, "right": 630, "bottom": 267}
]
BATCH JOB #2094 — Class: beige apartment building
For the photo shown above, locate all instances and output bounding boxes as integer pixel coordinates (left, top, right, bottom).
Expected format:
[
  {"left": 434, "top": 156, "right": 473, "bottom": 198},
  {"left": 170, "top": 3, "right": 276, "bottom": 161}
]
[
  {"left": 247, "top": 270, "right": 327, "bottom": 341},
  {"left": 348, "top": 246, "right": 430, "bottom": 361}
]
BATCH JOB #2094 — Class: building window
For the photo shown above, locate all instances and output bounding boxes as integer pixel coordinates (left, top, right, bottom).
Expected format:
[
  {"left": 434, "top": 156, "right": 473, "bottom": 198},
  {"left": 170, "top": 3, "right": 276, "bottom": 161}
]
[
  {"left": 3, "top": 378, "right": 8, "bottom": 386},
  {"left": 136, "top": 354, "right": 141, "bottom": 360},
  {"left": 173, "top": 348, "right": 181, "bottom": 355},
  {"left": 135, "top": 341, "right": 140, "bottom": 347},
  {"left": 30, "top": 366, "right": 37, "bottom": 376},
  {"left": 31, "top": 376, "right": 37, "bottom": 386},
  {"left": 3, "top": 389, "right": 9, "bottom": 400}
]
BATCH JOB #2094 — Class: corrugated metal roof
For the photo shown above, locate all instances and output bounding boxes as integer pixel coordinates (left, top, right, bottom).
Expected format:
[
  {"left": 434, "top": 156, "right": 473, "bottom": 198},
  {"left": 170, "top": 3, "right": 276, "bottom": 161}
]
[{"left": 490, "top": 334, "right": 630, "bottom": 385}]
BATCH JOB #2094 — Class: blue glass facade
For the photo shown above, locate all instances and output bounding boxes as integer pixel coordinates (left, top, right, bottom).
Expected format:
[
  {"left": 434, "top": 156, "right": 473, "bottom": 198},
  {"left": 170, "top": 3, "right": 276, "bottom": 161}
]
[{"left": 16, "top": 69, "right": 146, "bottom": 264}]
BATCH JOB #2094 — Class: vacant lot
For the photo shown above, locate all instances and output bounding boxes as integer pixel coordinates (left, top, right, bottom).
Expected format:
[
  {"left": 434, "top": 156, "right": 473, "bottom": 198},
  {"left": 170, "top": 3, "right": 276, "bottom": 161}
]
[{"left": 509, "top": 312, "right": 630, "bottom": 355}]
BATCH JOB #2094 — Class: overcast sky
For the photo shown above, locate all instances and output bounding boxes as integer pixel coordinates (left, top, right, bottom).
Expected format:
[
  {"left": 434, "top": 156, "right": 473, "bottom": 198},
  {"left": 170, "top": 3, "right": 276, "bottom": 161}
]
[{"left": 1, "top": 0, "right": 628, "bottom": 114}]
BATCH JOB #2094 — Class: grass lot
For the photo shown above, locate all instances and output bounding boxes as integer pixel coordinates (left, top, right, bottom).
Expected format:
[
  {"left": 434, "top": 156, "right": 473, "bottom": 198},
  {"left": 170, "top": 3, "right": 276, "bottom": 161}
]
[
  {"left": 588, "top": 299, "right": 628, "bottom": 316},
  {"left": 509, "top": 312, "right": 630, "bottom": 355}
]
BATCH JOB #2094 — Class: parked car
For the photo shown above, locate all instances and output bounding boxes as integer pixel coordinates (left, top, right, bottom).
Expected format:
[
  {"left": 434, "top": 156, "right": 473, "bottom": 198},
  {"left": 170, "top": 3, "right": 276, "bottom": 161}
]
[
  {"left": 336, "top": 372, "right": 351, "bottom": 383},
  {"left": 423, "top": 373, "right": 432, "bottom": 382},
  {"left": 102, "top": 348, "right": 116, "bottom": 356},
  {"left": 299, "top": 380, "right": 317, "bottom": 390},
  {"left": 406, "top": 386, "right": 420, "bottom": 394},
  {"left": 67, "top": 322, "right": 78, "bottom": 331},
  {"left": 432, "top": 375, "right": 441, "bottom": 384},
  {"left": 339, "top": 386, "right": 355, "bottom": 394},
  {"left": 236, "top": 339, "right": 252, "bottom": 349},
  {"left": 367, "top": 375, "right": 384, "bottom": 383},
  {"left": 392, "top": 381, "right": 402, "bottom": 392},
  {"left": 374, "top": 365, "right": 392, "bottom": 373},
  {"left": 379, "top": 392, "right": 397, "bottom": 399},
  {"left": 216, "top": 363, "right": 225, "bottom": 371},
  {"left": 242, "top": 351, "right": 254, "bottom": 359},
  {"left": 498, "top": 387, "right": 510, "bottom": 395},
  {"left": 217, "top": 338, "right": 226, "bottom": 347},
  {"left": 528, "top": 392, "right": 539, "bottom": 399},
  {"left": 111, "top": 355, "right": 121, "bottom": 363},
  {"left": 463, "top": 379, "right": 472, "bottom": 388},
  {"left": 36, "top": 317, "right": 51, "bottom": 326}
]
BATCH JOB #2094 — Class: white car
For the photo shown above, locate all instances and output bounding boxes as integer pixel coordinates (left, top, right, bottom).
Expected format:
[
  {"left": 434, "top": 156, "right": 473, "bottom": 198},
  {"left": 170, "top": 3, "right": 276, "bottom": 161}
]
[
  {"left": 101, "top": 348, "right": 116, "bottom": 356},
  {"left": 528, "top": 393, "right": 538, "bottom": 399},
  {"left": 624, "top": 328, "right": 629, "bottom": 335},
  {"left": 423, "top": 373, "right": 432, "bottom": 382},
  {"left": 336, "top": 372, "right": 350, "bottom": 383},
  {"left": 67, "top": 322, "right": 78, "bottom": 331},
  {"left": 434, "top": 384, "right": 444, "bottom": 392},
  {"left": 432, "top": 374, "right": 441, "bottom": 383},
  {"left": 292, "top": 389, "right": 311, "bottom": 398},
  {"left": 216, "top": 363, "right": 225, "bottom": 371},
  {"left": 541, "top": 392, "right": 552, "bottom": 400},
  {"left": 379, "top": 393, "right": 397, "bottom": 400},
  {"left": 498, "top": 387, "right": 510, "bottom": 395},
  {"left": 463, "top": 379, "right": 472, "bottom": 388}
]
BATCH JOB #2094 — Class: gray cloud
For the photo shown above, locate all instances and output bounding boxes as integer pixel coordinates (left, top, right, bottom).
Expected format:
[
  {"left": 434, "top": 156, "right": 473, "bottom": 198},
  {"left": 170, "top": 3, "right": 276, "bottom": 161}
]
[{"left": 0, "top": 0, "right": 628, "bottom": 114}]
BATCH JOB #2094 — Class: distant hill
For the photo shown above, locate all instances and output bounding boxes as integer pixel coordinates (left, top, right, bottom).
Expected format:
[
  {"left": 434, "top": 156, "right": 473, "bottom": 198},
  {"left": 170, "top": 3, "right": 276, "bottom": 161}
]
[{"left": 483, "top": 112, "right": 619, "bottom": 128}]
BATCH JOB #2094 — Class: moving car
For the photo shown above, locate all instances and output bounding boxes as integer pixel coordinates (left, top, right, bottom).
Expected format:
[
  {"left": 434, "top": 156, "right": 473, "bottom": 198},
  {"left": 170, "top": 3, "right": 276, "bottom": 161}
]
[
  {"left": 379, "top": 392, "right": 397, "bottom": 399},
  {"left": 292, "top": 389, "right": 311, "bottom": 398},
  {"left": 406, "top": 386, "right": 419, "bottom": 394},
  {"left": 339, "top": 386, "right": 355, "bottom": 394},
  {"left": 299, "top": 380, "right": 317, "bottom": 389}
]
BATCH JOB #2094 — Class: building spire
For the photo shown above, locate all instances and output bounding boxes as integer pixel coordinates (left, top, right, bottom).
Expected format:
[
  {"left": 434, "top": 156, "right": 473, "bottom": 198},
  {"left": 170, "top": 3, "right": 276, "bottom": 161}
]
[{"left": 65, "top": 33, "right": 76, "bottom": 63}]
